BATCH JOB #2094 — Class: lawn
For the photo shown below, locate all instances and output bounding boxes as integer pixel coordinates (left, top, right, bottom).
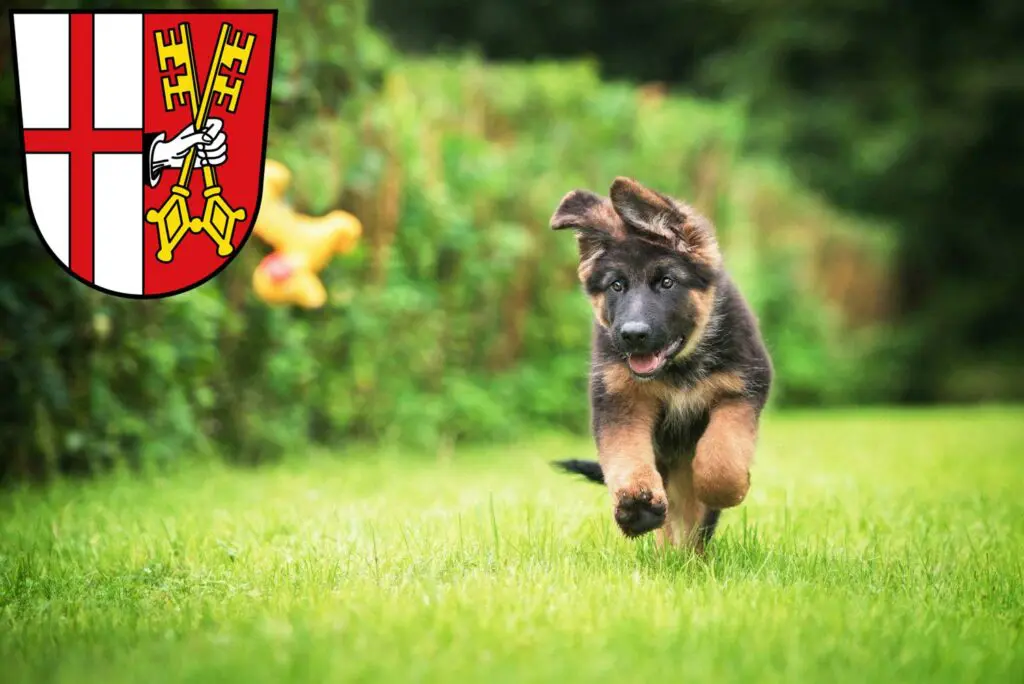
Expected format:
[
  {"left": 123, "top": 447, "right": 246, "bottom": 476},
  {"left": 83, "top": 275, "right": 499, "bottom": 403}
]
[{"left": 2, "top": 407, "right": 1023, "bottom": 683}]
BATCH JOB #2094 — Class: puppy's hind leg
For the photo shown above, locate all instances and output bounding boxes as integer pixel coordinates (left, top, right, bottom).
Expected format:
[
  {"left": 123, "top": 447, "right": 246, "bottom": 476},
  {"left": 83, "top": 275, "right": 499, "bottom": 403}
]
[{"left": 658, "top": 461, "right": 720, "bottom": 554}]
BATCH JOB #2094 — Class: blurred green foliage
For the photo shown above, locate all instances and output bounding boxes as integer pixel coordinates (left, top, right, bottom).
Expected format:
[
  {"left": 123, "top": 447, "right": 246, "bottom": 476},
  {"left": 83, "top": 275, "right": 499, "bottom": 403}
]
[
  {"left": 372, "top": 0, "right": 1024, "bottom": 402},
  {"left": 0, "top": 0, "right": 956, "bottom": 481}
]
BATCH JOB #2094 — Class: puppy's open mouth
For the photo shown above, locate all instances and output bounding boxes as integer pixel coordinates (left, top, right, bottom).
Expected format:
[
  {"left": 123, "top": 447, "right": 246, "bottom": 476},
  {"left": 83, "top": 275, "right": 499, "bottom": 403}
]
[{"left": 626, "top": 339, "right": 683, "bottom": 377}]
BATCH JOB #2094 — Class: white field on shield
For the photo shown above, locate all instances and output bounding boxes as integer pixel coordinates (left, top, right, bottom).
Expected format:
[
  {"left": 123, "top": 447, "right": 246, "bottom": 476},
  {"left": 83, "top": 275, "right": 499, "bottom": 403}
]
[
  {"left": 13, "top": 14, "right": 70, "bottom": 129},
  {"left": 25, "top": 154, "right": 70, "bottom": 266},
  {"left": 93, "top": 14, "right": 142, "bottom": 129},
  {"left": 94, "top": 154, "right": 144, "bottom": 295}
]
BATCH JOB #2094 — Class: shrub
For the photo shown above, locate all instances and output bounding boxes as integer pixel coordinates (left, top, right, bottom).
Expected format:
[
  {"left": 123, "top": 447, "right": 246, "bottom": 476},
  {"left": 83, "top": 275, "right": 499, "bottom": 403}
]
[{"left": 0, "top": 3, "right": 894, "bottom": 481}]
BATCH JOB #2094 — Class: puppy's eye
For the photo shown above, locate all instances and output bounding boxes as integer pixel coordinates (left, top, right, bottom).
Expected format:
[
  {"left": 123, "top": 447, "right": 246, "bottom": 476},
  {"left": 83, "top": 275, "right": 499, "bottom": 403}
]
[
  {"left": 609, "top": 280, "right": 625, "bottom": 293},
  {"left": 660, "top": 277, "right": 674, "bottom": 290}
]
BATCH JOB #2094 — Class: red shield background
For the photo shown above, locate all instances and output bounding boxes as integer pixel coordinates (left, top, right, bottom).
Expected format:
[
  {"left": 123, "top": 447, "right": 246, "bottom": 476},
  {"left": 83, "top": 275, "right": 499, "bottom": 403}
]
[{"left": 143, "top": 12, "right": 276, "bottom": 295}]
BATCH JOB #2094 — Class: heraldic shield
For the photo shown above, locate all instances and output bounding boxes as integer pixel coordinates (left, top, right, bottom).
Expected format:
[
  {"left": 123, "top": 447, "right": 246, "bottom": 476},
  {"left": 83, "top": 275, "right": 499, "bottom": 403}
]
[{"left": 10, "top": 10, "right": 278, "bottom": 298}]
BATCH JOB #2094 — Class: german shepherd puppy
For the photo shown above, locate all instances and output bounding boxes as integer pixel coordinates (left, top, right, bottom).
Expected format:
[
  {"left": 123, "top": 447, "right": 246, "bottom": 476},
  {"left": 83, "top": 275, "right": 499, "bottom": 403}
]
[{"left": 551, "top": 177, "right": 772, "bottom": 552}]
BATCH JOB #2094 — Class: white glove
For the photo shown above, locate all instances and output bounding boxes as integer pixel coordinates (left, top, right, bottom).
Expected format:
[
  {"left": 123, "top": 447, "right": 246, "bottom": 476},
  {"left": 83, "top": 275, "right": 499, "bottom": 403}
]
[{"left": 148, "top": 118, "right": 229, "bottom": 185}]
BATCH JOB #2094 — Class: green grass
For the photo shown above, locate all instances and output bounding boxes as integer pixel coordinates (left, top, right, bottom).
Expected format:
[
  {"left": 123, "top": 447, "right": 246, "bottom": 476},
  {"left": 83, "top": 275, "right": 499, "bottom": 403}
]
[{"left": 2, "top": 407, "right": 1023, "bottom": 683}]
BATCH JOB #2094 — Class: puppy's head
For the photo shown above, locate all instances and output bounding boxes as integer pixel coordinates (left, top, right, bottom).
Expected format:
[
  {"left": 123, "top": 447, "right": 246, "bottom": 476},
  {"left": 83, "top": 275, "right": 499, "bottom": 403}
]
[{"left": 551, "top": 177, "right": 722, "bottom": 378}]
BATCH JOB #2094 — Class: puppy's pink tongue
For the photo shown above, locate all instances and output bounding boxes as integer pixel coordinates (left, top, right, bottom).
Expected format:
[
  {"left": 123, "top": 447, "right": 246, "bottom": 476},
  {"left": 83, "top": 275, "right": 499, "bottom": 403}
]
[{"left": 628, "top": 353, "right": 660, "bottom": 375}]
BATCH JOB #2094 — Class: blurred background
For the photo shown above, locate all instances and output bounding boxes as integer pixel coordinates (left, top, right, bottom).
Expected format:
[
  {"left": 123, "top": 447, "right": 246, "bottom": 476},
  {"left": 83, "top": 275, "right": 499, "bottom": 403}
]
[{"left": 2, "top": 0, "right": 1022, "bottom": 482}]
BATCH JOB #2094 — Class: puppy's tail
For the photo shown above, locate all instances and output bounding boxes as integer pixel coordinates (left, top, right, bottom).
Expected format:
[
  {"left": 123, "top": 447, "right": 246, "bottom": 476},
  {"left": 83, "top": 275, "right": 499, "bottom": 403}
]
[{"left": 552, "top": 459, "right": 604, "bottom": 485}]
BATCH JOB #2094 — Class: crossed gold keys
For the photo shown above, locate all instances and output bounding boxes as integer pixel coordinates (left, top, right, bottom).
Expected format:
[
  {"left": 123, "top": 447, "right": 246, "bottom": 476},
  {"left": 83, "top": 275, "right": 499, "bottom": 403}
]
[{"left": 145, "top": 22, "right": 255, "bottom": 263}]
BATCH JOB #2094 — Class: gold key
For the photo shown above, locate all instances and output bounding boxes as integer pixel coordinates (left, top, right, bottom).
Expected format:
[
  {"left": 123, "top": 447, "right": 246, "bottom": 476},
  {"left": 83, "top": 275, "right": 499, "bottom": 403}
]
[
  {"left": 146, "top": 22, "right": 251, "bottom": 263},
  {"left": 155, "top": 24, "right": 198, "bottom": 112},
  {"left": 210, "top": 30, "right": 255, "bottom": 113},
  {"left": 220, "top": 30, "right": 254, "bottom": 73}
]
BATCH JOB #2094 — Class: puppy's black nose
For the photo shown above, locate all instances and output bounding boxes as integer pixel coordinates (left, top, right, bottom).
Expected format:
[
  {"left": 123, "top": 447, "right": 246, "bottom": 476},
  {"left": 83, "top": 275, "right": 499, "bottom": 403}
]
[{"left": 619, "top": 321, "right": 650, "bottom": 347}]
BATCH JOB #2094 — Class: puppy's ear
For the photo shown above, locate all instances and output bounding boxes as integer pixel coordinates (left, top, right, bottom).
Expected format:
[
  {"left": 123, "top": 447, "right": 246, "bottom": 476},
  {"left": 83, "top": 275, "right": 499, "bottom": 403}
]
[
  {"left": 550, "top": 189, "right": 625, "bottom": 263},
  {"left": 609, "top": 177, "right": 677, "bottom": 231},
  {"left": 609, "top": 176, "right": 721, "bottom": 270}
]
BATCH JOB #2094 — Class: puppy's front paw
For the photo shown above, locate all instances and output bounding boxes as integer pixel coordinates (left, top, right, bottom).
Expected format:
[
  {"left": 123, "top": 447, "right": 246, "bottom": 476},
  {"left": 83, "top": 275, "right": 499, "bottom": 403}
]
[{"left": 614, "top": 487, "right": 667, "bottom": 538}]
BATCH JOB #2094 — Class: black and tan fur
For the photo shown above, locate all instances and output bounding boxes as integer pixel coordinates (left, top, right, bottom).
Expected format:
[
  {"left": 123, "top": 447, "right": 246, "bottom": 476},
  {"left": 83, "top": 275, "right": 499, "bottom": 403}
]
[{"left": 551, "top": 177, "right": 772, "bottom": 552}]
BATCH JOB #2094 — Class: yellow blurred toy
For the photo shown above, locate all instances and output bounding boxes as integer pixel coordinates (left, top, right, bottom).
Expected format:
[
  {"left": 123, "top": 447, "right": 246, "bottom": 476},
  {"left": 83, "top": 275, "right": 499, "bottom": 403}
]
[{"left": 251, "top": 159, "right": 362, "bottom": 308}]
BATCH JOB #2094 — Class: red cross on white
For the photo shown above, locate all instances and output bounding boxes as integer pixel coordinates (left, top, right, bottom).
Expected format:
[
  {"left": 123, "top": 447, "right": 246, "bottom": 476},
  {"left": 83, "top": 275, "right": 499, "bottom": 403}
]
[{"left": 16, "top": 12, "right": 145, "bottom": 294}]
